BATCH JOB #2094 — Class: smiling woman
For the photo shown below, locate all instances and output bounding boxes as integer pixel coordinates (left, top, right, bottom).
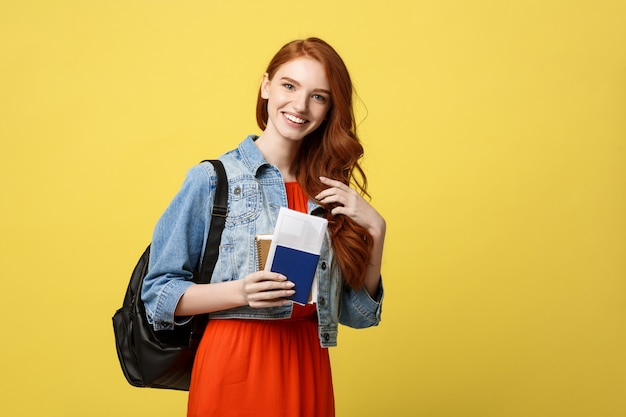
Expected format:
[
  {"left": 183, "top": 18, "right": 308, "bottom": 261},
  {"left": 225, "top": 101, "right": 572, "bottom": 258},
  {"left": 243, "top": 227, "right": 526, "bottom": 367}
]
[
  {"left": 255, "top": 39, "right": 380, "bottom": 292},
  {"left": 140, "top": 37, "right": 386, "bottom": 417}
]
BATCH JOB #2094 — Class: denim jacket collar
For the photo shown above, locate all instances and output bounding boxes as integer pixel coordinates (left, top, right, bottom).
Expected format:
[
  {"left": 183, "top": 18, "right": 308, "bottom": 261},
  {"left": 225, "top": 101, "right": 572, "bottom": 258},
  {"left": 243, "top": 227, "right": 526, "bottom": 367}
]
[
  {"left": 238, "top": 135, "right": 270, "bottom": 177},
  {"left": 239, "top": 134, "right": 325, "bottom": 216}
]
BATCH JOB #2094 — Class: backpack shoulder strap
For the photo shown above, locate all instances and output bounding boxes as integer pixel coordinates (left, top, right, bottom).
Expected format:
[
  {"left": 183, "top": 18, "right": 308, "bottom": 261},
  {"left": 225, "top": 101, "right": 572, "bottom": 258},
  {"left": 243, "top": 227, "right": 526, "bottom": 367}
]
[{"left": 195, "top": 159, "right": 228, "bottom": 284}]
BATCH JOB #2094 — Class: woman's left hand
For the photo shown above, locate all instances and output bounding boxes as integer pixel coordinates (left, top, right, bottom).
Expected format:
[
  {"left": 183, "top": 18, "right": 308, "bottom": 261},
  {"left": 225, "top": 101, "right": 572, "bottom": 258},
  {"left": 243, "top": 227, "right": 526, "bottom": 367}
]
[
  {"left": 316, "top": 176, "right": 386, "bottom": 297},
  {"left": 315, "top": 176, "right": 385, "bottom": 237}
]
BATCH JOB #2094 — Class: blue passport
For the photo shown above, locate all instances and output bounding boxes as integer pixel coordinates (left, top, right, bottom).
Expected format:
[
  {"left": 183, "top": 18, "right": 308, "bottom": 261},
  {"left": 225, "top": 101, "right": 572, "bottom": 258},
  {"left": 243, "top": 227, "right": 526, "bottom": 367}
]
[
  {"left": 269, "top": 245, "right": 320, "bottom": 305},
  {"left": 264, "top": 207, "right": 328, "bottom": 305}
]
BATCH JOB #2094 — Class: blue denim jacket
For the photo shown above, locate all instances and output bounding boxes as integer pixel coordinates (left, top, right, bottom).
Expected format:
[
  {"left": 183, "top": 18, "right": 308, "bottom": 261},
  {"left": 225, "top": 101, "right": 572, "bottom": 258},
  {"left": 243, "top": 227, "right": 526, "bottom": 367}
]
[{"left": 141, "top": 135, "right": 383, "bottom": 347}]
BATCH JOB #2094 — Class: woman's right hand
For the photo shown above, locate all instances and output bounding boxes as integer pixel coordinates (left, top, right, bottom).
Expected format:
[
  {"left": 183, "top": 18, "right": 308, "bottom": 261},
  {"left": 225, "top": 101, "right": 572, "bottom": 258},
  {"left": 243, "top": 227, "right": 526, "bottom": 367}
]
[
  {"left": 175, "top": 272, "right": 294, "bottom": 317},
  {"left": 240, "top": 271, "right": 295, "bottom": 308}
]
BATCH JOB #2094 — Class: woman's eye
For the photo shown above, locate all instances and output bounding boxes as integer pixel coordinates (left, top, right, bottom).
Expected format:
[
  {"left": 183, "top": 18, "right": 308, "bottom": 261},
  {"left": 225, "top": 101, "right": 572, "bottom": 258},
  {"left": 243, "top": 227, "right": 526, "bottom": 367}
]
[
  {"left": 313, "top": 94, "right": 327, "bottom": 103},
  {"left": 283, "top": 83, "right": 294, "bottom": 90}
]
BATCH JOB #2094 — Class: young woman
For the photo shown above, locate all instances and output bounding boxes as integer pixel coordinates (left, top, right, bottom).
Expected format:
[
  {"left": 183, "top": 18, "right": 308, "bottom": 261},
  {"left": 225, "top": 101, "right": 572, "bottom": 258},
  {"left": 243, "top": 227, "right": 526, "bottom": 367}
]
[{"left": 142, "top": 37, "right": 386, "bottom": 417}]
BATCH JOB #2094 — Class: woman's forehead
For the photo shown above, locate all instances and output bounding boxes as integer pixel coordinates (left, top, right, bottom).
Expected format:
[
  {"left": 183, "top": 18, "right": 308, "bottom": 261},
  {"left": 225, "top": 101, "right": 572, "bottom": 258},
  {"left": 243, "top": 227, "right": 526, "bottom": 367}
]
[{"left": 273, "top": 57, "right": 330, "bottom": 89}]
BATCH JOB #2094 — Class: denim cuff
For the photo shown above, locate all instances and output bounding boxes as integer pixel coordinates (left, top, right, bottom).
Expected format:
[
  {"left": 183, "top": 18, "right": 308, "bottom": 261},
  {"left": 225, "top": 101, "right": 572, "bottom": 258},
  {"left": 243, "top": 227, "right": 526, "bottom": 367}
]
[{"left": 149, "top": 278, "right": 195, "bottom": 331}]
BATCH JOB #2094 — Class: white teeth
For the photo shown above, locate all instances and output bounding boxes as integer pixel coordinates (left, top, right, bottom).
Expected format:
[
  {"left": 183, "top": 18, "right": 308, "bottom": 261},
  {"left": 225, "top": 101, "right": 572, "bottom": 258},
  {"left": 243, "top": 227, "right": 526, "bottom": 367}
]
[{"left": 284, "top": 113, "right": 306, "bottom": 124}]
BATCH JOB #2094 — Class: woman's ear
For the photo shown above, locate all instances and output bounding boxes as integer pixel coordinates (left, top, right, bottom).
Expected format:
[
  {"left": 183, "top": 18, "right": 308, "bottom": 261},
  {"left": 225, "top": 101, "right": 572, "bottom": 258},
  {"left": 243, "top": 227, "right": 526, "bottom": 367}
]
[{"left": 260, "top": 73, "right": 270, "bottom": 99}]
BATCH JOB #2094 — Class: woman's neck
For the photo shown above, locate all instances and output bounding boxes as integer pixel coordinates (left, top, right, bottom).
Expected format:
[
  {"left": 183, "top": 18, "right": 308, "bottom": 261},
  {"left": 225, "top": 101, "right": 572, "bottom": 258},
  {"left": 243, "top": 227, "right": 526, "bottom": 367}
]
[{"left": 255, "top": 133, "right": 300, "bottom": 182}]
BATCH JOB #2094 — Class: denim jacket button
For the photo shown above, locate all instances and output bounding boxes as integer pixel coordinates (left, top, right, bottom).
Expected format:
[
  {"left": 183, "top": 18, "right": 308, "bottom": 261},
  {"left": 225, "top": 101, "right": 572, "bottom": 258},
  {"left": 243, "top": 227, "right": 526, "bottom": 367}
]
[
  {"left": 323, "top": 333, "right": 330, "bottom": 341},
  {"left": 319, "top": 297, "right": 326, "bottom": 306},
  {"left": 321, "top": 261, "right": 327, "bottom": 270},
  {"left": 234, "top": 186, "right": 241, "bottom": 195}
]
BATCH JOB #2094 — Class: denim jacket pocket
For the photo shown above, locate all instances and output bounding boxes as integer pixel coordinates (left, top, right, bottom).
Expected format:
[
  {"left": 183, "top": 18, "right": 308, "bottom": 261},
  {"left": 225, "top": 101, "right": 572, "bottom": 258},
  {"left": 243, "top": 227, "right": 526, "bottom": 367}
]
[{"left": 226, "top": 179, "right": 260, "bottom": 226}]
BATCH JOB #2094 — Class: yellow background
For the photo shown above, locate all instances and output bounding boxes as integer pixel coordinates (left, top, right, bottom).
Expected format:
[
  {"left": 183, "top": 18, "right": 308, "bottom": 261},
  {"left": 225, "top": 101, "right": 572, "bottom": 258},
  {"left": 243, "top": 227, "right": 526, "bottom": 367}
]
[{"left": 1, "top": 1, "right": 625, "bottom": 416}]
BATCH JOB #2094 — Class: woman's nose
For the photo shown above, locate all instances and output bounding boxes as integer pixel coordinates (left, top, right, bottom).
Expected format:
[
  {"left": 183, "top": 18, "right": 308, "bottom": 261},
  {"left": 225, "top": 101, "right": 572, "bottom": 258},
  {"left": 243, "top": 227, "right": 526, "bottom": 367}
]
[{"left": 292, "top": 93, "right": 308, "bottom": 113}]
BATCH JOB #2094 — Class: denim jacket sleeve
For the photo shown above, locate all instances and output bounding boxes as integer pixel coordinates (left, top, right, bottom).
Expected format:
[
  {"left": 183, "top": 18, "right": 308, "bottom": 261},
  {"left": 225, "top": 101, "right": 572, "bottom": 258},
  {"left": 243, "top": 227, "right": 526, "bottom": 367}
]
[
  {"left": 141, "top": 164, "right": 216, "bottom": 331},
  {"left": 339, "top": 278, "right": 384, "bottom": 329}
]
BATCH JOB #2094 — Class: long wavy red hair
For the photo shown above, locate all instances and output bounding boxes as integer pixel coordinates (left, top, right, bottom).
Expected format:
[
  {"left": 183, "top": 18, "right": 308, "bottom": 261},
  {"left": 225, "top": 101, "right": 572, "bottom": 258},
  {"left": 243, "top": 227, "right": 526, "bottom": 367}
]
[{"left": 256, "top": 38, "right": 373, "bottom": 289}]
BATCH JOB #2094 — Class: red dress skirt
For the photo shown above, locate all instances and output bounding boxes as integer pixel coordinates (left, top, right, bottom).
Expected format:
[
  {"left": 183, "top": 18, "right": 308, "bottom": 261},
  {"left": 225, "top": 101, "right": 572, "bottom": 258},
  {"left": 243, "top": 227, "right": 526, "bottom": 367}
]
[{"left": 187, "top": 182, "right": 334, "bottom": 417}]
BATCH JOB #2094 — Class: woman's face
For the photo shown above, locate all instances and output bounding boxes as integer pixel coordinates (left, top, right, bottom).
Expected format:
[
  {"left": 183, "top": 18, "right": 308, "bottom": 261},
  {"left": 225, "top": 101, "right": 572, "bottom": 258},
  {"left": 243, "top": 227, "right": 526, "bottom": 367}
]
[{"left": 261, "top": 57, "right": 331, "bottom": 143}]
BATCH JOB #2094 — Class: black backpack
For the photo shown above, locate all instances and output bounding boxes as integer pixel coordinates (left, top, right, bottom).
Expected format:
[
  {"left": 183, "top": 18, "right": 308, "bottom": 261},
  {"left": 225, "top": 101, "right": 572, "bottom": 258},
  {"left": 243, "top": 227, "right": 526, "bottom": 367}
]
[{"left": 112, "top": 159, "right": 228, "bottom": 391}]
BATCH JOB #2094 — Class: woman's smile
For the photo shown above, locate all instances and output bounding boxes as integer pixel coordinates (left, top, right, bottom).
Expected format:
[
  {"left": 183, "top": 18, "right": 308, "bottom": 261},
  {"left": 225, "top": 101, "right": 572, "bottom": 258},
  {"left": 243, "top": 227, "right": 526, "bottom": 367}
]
[{"left": 282, "top": 112, "right": 308, "bottom": 125}]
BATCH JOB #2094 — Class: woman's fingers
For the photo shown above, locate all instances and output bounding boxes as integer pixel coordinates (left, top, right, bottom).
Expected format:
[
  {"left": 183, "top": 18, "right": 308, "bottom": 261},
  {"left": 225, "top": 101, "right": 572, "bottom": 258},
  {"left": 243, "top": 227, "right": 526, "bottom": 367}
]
[
  {"left": 315, "top": 176, "right": 350, "bottom": 201},
  {"left": 318, "top": 176, "right": 345, "bottom": 188},
  {"left": 315, "top": 176, "right": 375, "bottom": 227},
  {"left": 242, "top": 271, "right": 295, "bottom": 308}
]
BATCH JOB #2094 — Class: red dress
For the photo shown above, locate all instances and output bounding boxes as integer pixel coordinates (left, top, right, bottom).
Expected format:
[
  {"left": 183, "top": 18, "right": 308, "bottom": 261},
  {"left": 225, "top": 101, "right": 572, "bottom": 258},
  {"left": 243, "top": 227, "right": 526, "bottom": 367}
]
[{"left": 187, "top": 182, "right": 335, "bottom": 417}]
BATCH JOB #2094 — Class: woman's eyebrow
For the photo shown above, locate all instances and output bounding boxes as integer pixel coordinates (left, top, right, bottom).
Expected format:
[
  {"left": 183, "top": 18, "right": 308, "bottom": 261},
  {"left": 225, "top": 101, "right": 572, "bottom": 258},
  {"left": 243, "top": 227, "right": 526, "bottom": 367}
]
[{"left": 280, "top": 76, "right": 331, "bottom": 95}]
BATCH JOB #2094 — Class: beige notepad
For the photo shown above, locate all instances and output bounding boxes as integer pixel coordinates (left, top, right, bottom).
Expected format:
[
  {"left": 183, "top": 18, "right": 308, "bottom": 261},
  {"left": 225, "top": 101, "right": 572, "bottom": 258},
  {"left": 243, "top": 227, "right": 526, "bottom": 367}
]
[{"left": 255, "top": 234, "right": 273, "bottom": 270}]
